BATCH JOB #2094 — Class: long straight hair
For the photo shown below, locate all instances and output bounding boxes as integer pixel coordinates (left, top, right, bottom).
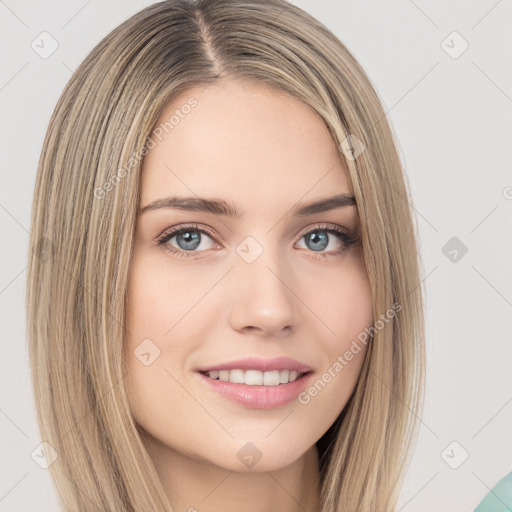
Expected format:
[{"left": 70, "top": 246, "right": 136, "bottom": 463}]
[{"left": 26, "top": 1, "right": 425, "bottom": 510}]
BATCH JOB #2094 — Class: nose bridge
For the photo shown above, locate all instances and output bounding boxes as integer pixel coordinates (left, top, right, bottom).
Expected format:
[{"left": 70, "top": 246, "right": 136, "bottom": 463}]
[{"left": 228, "top": 233, "right": 296, "bottom": 333}]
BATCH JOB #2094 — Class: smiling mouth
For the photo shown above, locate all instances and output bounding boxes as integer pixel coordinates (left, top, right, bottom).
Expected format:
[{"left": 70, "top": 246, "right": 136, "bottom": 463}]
[{"left": 199, "top": 369, "right": 312, "bottom": 386}]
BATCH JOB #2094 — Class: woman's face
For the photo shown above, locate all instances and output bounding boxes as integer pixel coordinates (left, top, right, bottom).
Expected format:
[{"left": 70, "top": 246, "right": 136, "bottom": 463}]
[{"left": 125, "top": 79, "right": 373, "bottom": 474}]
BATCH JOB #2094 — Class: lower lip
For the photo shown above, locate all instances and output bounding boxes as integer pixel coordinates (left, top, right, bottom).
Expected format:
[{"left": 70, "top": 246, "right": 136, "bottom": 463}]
[{"left": 196, "top": 371, "right": 314, "bottom": 409}]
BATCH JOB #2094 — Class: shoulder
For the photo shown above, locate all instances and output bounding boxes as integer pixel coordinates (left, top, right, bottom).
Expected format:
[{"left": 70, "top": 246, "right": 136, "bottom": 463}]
[{"left": 474, "top": 471, "right": 512, "bottom": 511}]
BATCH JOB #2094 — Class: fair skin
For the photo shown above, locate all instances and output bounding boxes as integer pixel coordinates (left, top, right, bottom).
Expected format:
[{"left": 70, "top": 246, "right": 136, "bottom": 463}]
[{"left": 124, "top": 79, "right": 373, "bottom": 511}]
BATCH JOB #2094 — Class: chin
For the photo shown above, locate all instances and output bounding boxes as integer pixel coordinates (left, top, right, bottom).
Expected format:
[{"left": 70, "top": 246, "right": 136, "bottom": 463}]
[{"left": 212, "top": 439, "right": 311, "bottom": 474}]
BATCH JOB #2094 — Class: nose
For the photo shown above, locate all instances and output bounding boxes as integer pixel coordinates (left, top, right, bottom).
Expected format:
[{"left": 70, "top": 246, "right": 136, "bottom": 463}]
[{"left": 228, "top": 246, "right": 297, "bottom": 337}]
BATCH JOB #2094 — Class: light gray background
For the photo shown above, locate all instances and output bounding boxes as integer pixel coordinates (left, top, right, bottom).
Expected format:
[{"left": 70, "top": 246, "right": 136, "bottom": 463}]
[{"left": 1, "top": 1, "right": 511, "bottom": 510}]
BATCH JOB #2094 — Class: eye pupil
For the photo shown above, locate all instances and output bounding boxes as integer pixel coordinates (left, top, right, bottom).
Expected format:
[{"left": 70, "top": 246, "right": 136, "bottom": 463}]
[{"left": 306, "top": 231, "right": 328, "bottom": 251}]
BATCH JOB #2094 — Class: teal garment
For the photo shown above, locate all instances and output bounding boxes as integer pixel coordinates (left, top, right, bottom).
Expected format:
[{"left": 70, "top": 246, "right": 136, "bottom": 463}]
[{"left": 474, "top": 471, "right": 512, "bottom": 512}]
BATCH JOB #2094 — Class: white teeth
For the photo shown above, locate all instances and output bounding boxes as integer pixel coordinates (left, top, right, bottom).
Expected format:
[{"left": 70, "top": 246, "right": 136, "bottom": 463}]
[
  {"left": 245, "top": 369, "right": 262, "bottom": 385},
  {"left": 205, "top": 369, "right": 304, "bottom": 386},
  {"left": 228, "top": 369, "right": 245, "bottom": 384},
  {"left": 263, "top": 370, "right": 280, "bottom": 386}
]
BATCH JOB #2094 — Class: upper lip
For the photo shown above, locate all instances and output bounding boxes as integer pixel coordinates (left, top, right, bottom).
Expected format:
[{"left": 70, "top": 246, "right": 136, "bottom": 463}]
[{"left": 197, "top": 356, "right": 313, "bottom": 373}]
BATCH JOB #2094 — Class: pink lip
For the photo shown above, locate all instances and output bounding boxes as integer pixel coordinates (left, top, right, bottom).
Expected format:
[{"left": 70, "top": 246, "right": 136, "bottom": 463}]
[
  {"left": 196, "top": 356, "right": 313, "bottom": 373},
  {"left": 196, "top": 371, "right": 314, "bottom": 409}
]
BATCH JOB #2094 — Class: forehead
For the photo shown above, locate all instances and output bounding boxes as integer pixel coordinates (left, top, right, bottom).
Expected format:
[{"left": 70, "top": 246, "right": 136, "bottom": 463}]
[{"left": 140, "top": 80, "right": 352, "bottom": 208}]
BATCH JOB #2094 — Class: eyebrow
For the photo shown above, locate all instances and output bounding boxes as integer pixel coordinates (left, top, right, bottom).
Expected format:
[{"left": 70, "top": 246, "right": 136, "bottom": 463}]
[{"left": 140, "top": 193, "right": 356, "bottom": 218}]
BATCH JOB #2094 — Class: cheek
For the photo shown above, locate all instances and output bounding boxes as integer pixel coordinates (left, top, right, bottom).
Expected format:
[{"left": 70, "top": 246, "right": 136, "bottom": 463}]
[
  {"left": 293, "top": 255, "right": 373, "bottom": 433},
  {"left": 123, "top": 252, "right": 219, "bottom": 429},
  {"left": 125, "top": 251, "right": 215, "bottom": 345},
  {"left": 124, "top": 254, "right": 175, "bottom": 426},
  {"left": 300, "top": 252, "right": 373, "bottom": 350},
  {"left": 324, "top": 256, "right": 373, "bottom": 384}
]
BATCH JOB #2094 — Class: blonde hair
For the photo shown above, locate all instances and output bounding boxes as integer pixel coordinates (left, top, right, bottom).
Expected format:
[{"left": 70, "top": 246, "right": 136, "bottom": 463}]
[{"left": 26, "top": 0, "right": 425, "bottom": 510}]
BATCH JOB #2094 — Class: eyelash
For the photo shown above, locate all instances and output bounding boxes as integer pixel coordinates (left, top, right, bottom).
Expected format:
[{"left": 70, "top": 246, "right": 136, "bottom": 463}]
[{"left": 156, "top": 223, "right": 359, "bottom": 260}]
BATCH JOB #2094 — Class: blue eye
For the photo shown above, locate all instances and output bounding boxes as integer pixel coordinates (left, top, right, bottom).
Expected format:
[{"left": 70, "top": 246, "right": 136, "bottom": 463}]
[
  {"left": 296, "top": 224, "right": 359, "bottom": 259},
  {"left": 156, "top": 223, "right": 218, "bottom": 257},
  {"left": 301, "top": 229, "right": 345, "bottom": 252},
  {"left": 168, "top": 228, "right": 202, "bottom": 251},
  {"left": 156, "top": 223, "right": 359, "bottom": 260}
]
